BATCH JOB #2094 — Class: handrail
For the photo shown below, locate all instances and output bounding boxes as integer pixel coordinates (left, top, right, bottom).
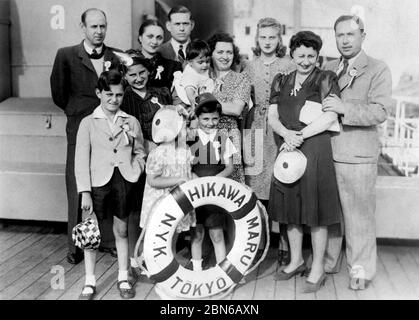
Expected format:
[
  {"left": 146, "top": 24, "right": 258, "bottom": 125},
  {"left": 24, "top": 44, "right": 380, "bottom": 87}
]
[{"left": 381, "top": 96, "right": 419, "bottom": 177}]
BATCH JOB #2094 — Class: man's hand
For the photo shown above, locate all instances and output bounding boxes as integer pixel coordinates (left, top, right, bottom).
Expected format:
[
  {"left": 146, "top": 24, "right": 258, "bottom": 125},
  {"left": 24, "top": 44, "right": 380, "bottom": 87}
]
[
  {"left": 283, "top": 129, "right": 304, "bottom": 149},
  {"left": 81, "top": 192, "right": 93, "bottom": 214},
  {"left": 322, "top": 94, "right": 345, "bottom": 115}
]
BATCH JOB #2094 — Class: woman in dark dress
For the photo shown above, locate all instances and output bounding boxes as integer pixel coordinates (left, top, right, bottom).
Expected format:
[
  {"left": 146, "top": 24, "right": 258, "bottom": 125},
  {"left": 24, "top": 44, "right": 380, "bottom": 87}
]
[
  {"left": 267, "top": 31, "right": 341, "bottom": 292},
  {"left": 135, "top": 19, "right": 182, "bottom": 91}
]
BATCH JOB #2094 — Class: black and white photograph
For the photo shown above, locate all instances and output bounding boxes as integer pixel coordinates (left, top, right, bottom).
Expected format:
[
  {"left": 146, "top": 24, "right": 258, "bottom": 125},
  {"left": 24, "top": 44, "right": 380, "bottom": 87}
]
[{"left": 0, "top": 0, "right": 418, "bottom": 305}]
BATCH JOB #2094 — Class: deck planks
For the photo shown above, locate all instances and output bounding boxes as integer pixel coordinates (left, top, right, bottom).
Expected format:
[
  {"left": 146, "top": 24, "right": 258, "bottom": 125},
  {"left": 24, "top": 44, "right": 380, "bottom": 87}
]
[{"left": 1, "top": 223, "right": 419, "bottom": 300}]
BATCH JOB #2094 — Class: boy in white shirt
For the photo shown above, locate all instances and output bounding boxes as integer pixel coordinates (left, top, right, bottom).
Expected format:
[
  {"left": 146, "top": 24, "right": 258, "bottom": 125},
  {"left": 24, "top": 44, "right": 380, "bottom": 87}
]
[{"left": 187, "top": 93, "right": 237, "bottom": 271}]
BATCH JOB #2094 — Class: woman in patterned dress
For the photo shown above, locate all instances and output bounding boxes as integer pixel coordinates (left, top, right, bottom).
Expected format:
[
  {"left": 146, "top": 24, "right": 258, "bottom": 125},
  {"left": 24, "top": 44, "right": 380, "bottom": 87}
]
[
  {"left": 207, "top": 32, "right": 251, "bottom": 184},
  {"left": 243, "top": 18, "right": 295, "bottom": 265}
]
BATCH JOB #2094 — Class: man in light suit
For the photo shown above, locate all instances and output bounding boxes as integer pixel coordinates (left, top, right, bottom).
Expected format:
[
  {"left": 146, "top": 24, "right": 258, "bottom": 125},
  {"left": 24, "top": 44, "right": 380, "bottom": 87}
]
[
  {"left": 159, "top": 5, "right": 194, "bottom": 64},
  {"left": 50, "top": 8, "right": 120, "bottom": 264},
  {"left": 322, "top": 15, "right": 392, "bottom": 290}
]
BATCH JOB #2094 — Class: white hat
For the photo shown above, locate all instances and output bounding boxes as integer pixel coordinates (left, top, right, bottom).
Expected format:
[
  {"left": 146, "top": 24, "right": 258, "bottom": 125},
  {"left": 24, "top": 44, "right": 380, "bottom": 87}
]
[
  {"left": 273, "top": 149, "right": 307, "bottom": 184},
  {"left": 152, "top": 108, "right": 184, "bottom": 143}
]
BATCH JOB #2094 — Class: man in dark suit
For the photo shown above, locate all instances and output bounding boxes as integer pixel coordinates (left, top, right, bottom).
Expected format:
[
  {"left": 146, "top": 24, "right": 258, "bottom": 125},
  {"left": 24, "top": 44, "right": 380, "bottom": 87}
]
[
  {"left": 50, "top": 8, "right": 120, "bottom": 264},
  {"left": 159, "top": 5, "right": 194, "bottom": 64},
  {"left": 322, "top": 15, "right": 392, "bottom": 290}
]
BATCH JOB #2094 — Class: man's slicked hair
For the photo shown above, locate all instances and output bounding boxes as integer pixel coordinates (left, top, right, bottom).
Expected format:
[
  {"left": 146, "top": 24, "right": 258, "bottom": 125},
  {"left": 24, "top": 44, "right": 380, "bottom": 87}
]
[
  {"left": 334, "top": 15, "right": 365, "bottom": 33},
  {"left": 81, "top": 8, "right": 107, "bottom": 25},
  {"left": 167, "top": 5, "right": 192, "bottom": 21}
]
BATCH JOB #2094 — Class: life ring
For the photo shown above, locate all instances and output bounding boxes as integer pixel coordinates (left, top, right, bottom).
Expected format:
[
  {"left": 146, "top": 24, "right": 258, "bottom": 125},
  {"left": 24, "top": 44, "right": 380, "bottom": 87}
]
[{"left": 142, "top": 176, "right": 266, "bottom": 299}]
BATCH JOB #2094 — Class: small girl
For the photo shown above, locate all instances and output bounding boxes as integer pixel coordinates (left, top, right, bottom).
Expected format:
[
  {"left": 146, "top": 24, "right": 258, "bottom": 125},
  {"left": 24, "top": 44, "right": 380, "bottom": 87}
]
[
  {"left": 140, "top": 108, "right": 196, "bottom": 233},
  {"left": 173, "top": 40, "right": 212, "bottom": 118},
  {"left": 187, "top": 93, "right": 237, "bottom": 271},
  {"left": 75, "top": 70, "right": 146, "bottom": 300}
]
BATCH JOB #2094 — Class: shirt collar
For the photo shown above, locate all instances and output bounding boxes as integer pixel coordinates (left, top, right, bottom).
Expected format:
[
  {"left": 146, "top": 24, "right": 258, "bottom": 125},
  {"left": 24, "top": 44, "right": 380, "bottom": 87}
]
[
  {"left": 171, "top": 38, "right": 189, "bottom": 54},
  {"left": 341, "top": 50, "right": 363, "bottom": 70},
  {"left": 197, "top": 128, "right": 217, "bottom": 145},
  {"left": 93, "top": 105, "right": 129, "bottom": 123},
  {"left": 83, "top": 40, "right": 103, "bottom": 55}
]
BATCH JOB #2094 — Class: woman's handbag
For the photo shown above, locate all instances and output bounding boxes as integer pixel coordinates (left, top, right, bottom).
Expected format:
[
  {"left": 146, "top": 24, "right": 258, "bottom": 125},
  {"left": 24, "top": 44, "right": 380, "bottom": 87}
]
[{"left": 72, "top": 215, "right": 101, "bottom": 250}]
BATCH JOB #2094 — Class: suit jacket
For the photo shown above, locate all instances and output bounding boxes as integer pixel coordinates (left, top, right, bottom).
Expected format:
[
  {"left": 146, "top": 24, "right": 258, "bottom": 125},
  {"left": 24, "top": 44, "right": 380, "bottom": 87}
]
[
  {"left": 324, "top": 50, "right": 392, "bottom": 164},
  {"left": 75, "top": 109, "right": 146, "bottom": 193},
  {"left": 159, "top": 40, "right": 178, "bottom": 61},
  {"left": 50, "top": 41, "right": 120, "bottom": 144}
]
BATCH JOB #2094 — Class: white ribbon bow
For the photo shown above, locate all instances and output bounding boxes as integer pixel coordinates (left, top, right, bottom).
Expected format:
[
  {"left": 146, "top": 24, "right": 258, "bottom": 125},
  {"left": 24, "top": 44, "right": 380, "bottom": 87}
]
[{"left": 213, "top": 140, "right": 221, "bottom": 162}]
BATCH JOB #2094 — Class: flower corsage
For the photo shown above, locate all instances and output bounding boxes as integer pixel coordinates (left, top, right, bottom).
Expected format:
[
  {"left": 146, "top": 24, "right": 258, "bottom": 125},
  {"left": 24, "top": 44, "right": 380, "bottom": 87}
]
[
  {"left": 121, "top": 122, "right": 137, "bottom": 145},
  {"left": 348, "top": 68, "right": 358, "bottom": 88},
  {"left": 104, "top": 61, "right": 112, "bottom": 72},
  {"left": 155, "top": 65, "right": 164, "bottom": 80}
]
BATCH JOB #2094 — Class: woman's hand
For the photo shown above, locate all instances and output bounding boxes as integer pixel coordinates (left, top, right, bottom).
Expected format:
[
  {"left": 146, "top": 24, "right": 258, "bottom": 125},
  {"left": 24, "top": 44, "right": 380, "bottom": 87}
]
[
  {"left": 281, "top": 143, "right": 297, "bottom": 152},
  {"left": 283, "top": 129, "right": 304, "bottom": 149},
  {"left": 81, "top": 192, "right": 93, "bottom": 214},
  {"left": 175, "top": 104, "right": 189, "bottom": 118}
]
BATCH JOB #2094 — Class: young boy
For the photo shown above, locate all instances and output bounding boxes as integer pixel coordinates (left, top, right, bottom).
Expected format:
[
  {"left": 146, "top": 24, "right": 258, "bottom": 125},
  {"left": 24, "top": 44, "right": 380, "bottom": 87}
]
[
  {"left": 173, "top": 40, "right": 212, "bottom": 118},
  {"left": 188, "top": 93, "right": 237, "bottom": 271},
  {"left": 75, "top": 70, "right": 146, "bottom": 299}
]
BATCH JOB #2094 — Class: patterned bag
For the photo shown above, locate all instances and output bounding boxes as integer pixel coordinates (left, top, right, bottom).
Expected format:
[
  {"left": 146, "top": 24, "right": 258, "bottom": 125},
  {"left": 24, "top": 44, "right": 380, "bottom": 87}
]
[{"left": 72, "top": 217, "right": 101, "bottom": 250}]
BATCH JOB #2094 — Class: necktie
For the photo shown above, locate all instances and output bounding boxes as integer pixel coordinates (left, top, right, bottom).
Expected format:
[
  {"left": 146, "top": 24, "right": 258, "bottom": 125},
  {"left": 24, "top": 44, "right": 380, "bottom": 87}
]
[
  {"left": 89, "top": 49, "right": 104, "bottom": 60},
  {"left": 338, "top": 58, "right": 349, "bottom": 79},
  {"left": 178, "top": 45, "right": 185, "bottom": 63}
]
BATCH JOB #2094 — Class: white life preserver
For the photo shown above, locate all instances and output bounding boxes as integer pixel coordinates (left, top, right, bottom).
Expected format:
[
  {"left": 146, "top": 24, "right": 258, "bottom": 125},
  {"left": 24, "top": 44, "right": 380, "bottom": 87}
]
[{"left": 142, "top": 176, "right": 266, "bottom": 299}]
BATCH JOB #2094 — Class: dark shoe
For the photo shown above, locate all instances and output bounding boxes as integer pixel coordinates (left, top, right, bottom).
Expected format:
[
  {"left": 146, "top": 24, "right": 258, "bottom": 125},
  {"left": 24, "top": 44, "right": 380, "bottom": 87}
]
[
  {"left": 79, "top": 285, "right": 96, "bottom": 300},
  {"left": 117, "top": 280, "right": 135, "bottom": 299},
  {"left": 274, "top": 263, "right": 306, "bottom": 281},
  {"left": 99, "top": 247, "right": 117, "bottom": 258},
  {"left": 184, "top": 260, "right": 193, "bottom": 271},
  {"left": 277, "top": 250, "right": 290, "bottom": 266},
  {"left": 67, "top": 251, "right": 83, "bottom": 265},
  {"left": 303, "top": 273, "right": 327, "bottom": 293}
]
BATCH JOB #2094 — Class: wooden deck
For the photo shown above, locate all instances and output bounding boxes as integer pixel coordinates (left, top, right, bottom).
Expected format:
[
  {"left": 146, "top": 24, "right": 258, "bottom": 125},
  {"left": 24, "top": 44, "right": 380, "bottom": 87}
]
[{"left": 1, "top": 221, "right": 419, "bottom": 300}]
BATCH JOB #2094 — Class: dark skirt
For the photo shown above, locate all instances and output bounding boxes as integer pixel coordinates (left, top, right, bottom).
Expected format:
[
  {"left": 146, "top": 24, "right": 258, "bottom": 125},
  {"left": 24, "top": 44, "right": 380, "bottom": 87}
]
[
  {"left": 268, "top": 132, "right": 341, "bottom": 227},
  {"left": 195, "top": 205, "right": 226, "bottom": 228}
]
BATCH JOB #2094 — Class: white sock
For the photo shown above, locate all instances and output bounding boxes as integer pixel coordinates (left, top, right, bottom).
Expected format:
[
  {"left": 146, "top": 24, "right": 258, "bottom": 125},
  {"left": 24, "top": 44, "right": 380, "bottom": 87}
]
[
  {"left": 191, "top": 259, "right": 203, "bottom": 271},
  {"left": 82, "top": 275, "right": 96, "bottom": 294},
  {"left": 118, "top": 270, "right": 131, "bottom": 289},
  {"left": 85, "top": 275, "right": 96, "bottom": 287},
  {"left": 118, "top": 270, "right": 129, "bottom": 282}
]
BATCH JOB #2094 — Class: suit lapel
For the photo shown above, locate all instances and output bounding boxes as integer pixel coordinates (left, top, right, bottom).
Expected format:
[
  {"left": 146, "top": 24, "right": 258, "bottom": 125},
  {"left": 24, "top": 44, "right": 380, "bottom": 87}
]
[
  {"left": 339, "top": 51, "right": 368, "bottom": 91},
  {"left": 103, "top": 45, "right": 119, "bottom": 68},
  {"left": 95, "top": 118, "right": 113, "bottom": 137},
  {"left": 77, "top": 41, "right": 97, "bottom": 75},
  {"left": 169, "top": 42, "right": 178, "bottom": 61},
  {"left": 113, "top": 116, "right": 124, "bottom": 138}
]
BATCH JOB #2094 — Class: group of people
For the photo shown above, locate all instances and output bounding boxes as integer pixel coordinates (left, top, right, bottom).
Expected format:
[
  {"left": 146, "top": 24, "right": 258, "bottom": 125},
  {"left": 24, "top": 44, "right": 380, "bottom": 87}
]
[{"left": 50, "top": 5, "right": 392, "bottom": 300}]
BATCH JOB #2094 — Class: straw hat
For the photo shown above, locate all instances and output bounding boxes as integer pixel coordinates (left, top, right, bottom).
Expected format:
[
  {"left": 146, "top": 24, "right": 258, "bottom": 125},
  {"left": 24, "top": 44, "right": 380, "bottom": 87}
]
[{"left": 273, "top": 149, "right": 307, "bottom": 184}]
